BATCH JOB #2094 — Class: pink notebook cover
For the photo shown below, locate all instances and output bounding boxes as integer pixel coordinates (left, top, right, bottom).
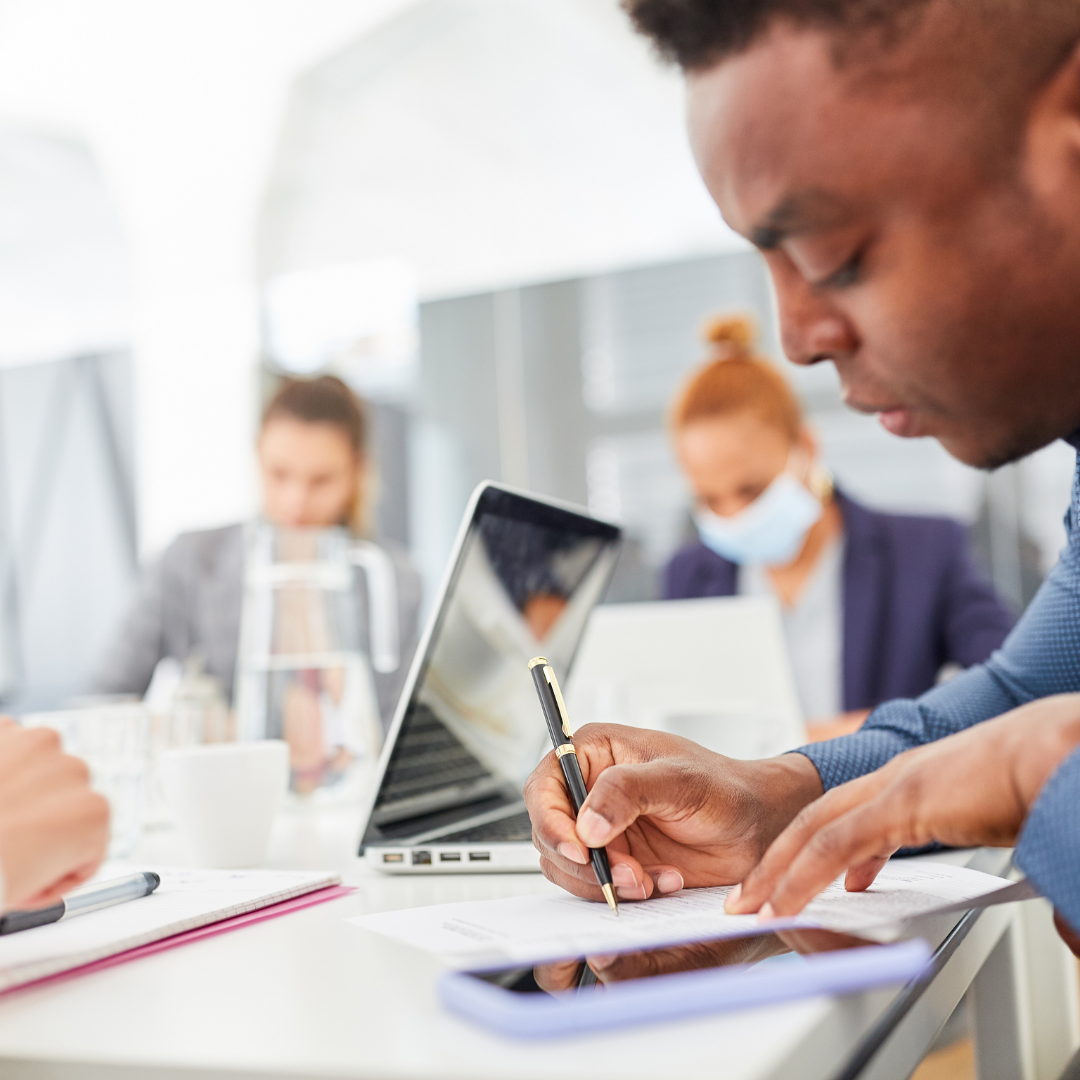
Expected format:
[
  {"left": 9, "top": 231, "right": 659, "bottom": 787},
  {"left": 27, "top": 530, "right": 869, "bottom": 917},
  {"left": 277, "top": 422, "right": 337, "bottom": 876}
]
[{"left": 3, "top": 883, "right": 354, "bottom": 998}]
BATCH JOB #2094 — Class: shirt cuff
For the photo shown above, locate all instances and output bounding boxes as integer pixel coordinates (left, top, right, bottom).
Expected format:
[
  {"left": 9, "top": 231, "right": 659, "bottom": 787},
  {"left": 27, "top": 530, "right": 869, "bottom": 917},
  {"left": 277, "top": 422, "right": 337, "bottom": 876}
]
[
  {"left": 1015, "top": 745, "right": 1080, "bottom": 932},
  {"left": 795, "top": 726, "right": 913, "bottom": 791}
]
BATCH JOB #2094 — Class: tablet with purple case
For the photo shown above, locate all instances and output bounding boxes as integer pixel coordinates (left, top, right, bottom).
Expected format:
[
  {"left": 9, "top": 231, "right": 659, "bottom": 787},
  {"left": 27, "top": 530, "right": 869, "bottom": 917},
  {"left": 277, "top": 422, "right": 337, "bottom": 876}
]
[{"left": 439, "top": 929, "right": 931, "bottom": 1038}]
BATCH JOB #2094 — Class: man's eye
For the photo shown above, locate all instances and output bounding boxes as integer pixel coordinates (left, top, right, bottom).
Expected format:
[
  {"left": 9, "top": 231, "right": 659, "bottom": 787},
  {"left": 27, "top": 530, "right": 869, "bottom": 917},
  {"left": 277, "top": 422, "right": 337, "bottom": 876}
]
[{"left": 814, "top": 249, "right": 864, "bottom": 290}]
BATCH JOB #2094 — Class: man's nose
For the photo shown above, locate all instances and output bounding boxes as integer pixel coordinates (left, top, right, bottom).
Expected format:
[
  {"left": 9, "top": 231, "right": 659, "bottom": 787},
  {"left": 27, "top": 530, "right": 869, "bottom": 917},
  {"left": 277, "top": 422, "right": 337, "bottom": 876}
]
[{"left": 772, "top": 264, "right": 858, "bottom": 368}]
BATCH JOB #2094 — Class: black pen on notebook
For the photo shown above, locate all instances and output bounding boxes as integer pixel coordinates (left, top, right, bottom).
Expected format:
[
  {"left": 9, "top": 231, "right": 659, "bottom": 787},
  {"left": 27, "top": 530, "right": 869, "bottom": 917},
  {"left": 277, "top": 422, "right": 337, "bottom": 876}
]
[
  {"left": 0, "top": 871, "right": 160, "bottom": 936},
  {"left": 529, "top": 656, "right": 618, "bottom": 915}
]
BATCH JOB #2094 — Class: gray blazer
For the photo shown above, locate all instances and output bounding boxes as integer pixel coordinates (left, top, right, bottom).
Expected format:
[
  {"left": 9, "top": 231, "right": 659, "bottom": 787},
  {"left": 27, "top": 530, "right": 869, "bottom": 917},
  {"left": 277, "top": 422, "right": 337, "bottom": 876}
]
[{"left": 90, "top": 523, "right": 423, "bottom": 729}]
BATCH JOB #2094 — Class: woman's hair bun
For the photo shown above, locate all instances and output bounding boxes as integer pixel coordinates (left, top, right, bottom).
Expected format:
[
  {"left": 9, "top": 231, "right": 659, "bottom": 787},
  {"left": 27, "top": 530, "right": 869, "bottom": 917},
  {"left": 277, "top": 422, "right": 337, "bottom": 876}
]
[
  {"left": 673, "top": 312, "right": 800, "bottom": 438},
  {"left": 701, "top": 314, "right": 756, "bottom": 358}
]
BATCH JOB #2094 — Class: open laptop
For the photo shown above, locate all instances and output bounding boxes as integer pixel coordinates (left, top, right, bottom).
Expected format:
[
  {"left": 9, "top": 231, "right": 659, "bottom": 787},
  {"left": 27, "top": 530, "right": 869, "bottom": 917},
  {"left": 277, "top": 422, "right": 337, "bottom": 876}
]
[{"left": 359, "top": 482, "right": 622, "bottom": 873}]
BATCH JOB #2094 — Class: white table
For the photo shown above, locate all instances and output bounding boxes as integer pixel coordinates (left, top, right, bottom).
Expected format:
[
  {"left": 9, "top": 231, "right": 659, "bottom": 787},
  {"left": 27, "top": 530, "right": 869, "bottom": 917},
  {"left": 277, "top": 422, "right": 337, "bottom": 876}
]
[{"left": 0, "top": 799, "right": 1075, "bottom": 1080}]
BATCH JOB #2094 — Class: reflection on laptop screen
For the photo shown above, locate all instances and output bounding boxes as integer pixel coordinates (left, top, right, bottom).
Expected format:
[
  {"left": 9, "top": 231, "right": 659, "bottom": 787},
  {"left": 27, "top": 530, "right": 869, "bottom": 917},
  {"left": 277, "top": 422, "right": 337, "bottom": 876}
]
[{"left": 361, "top": 486, "right": 620, "bottom": 847}]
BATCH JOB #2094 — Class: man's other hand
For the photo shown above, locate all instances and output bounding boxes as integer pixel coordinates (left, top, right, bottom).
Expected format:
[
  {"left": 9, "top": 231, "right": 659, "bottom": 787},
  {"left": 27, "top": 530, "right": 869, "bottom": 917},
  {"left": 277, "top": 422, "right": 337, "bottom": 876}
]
[
  {"left": 0, "top": 719, "right": 110, "bottom": 910},
  {"left": 727, "top": 695, "right": 1080, "bottom": 919},
  {"left": 522, "top": 723, "right": 823, "bottom": 902}
]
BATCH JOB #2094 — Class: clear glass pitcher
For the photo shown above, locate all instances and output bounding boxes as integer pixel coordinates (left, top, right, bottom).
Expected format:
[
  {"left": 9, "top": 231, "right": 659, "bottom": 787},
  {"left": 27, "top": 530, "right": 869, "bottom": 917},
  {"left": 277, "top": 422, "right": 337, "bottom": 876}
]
[{"left": 234, "top": 523, "right": 399, "bottom": 794}]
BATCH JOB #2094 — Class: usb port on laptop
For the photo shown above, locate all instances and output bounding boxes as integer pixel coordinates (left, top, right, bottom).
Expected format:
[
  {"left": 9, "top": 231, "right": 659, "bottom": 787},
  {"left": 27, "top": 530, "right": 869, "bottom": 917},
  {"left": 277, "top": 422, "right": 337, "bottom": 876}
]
[
  {"left": 439, "top": 852, "right": 461, "bottom": 862},
  {"left": 468, "top": 851, "right": 491, "bottom": 862},
  {"left": 382, "top": 853, "right": 404, "bottom": 863}
]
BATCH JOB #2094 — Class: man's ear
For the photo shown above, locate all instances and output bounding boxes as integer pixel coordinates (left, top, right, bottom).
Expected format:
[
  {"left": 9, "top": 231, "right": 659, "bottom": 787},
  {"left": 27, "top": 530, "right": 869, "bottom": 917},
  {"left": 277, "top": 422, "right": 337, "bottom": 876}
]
[{"left": 1024, "top": 39, "right": 1080, "bottom": 196}]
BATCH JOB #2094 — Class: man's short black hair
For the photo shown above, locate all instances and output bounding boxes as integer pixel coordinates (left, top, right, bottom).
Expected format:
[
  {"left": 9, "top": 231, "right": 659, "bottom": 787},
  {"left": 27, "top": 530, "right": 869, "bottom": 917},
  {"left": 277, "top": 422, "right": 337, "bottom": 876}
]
[
  {"left": 624, "top": 0, "right": 1080, "bottom": 87},
  {"left": 622, "top": 0, "right": 935, "bottom": 71}
]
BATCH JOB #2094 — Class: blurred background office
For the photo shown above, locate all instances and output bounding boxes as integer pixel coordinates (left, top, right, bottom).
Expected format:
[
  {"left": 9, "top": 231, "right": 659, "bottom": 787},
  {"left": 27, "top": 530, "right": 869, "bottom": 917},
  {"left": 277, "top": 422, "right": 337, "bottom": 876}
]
[{"left": 0, "top": 0, "right": 1073, "bottom": 717}]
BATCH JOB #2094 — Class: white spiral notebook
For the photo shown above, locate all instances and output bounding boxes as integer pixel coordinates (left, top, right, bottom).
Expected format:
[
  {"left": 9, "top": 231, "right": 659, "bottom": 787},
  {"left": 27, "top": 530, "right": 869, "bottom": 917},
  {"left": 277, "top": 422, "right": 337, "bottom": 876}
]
[{"left": 0, "top": 867, "right": 341, "bottom": 992}]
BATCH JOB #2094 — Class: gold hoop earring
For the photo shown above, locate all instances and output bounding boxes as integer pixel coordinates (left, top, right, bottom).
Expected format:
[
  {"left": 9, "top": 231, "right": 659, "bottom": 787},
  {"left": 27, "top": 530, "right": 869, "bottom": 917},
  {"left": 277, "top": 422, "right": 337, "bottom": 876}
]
[{"left": 809, "top": 464, "right": 834, "bottom": 502}]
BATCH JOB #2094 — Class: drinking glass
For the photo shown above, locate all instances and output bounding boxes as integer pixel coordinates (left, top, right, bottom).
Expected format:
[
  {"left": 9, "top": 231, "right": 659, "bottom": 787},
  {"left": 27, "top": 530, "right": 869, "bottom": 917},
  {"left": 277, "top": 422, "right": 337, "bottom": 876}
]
[{"left": 234, "top": 524, "right": 392, "bottom": 794}]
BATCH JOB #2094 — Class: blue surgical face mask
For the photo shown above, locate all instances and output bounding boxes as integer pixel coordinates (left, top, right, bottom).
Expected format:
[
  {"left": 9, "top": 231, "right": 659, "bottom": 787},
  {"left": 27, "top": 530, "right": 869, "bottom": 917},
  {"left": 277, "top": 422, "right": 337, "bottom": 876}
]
[{"left": 693, "top": 471, "right": 823, "bottom": 566}]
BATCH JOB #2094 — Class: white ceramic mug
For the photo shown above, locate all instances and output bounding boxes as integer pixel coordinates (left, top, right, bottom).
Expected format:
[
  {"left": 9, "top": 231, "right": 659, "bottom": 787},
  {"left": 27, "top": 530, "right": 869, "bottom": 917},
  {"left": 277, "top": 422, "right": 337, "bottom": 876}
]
[{"left": 160, "top": 740, "right": 289, "bottom": 868}]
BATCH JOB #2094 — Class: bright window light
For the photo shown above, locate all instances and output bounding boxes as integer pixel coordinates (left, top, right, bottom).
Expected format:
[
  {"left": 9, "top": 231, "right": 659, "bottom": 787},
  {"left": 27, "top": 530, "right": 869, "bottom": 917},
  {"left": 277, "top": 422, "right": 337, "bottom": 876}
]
[{"left": 264, "top": 258, "right": 418, "bottom": 395}]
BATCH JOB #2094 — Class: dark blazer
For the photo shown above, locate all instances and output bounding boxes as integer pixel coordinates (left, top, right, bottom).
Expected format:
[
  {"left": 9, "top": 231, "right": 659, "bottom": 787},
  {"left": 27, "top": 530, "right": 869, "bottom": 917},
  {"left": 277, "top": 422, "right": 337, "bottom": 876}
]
[{"left": 662, "top": 492, "right": 1016, "bottom": 712}]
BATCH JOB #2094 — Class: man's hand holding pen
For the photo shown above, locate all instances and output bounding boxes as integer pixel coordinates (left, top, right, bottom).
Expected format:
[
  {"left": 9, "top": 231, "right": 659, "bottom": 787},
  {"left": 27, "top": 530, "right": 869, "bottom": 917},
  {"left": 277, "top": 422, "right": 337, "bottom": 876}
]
[
  {"left": 524, "top": 697, "right": 1080, "bottom": 929},
  {"left": 528, "top": 659, "right": 625, "bottom": 912},
  {"left": 522, "top": 723, "right": 824, "bottom": 903}
]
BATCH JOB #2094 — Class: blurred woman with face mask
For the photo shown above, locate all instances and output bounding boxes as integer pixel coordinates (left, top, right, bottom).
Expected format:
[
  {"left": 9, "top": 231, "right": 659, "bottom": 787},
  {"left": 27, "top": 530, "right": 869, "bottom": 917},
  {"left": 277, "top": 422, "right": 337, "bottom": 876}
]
[
  {"left": 664, "top": 316, "right": 1015, "bottom": 738},
  {"left": 90, "top": 376, "right": 421, "bottom": 735}
]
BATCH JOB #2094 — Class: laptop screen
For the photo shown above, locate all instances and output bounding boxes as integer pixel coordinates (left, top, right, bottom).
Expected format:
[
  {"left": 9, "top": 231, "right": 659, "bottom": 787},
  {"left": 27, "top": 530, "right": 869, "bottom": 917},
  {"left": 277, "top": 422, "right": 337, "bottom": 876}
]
[{"left": 362, "top": 486, "right": 621, "bottom": 845}]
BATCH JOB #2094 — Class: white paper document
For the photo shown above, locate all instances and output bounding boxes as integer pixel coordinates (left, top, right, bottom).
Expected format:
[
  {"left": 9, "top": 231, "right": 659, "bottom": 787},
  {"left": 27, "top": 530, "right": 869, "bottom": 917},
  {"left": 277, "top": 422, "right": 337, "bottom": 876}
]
[
  {"left": 350, "top": 862, "right": 1031, "bottom": 967},
  {"left": 0, "top": 867, "right": 340, "bottom": 992}
]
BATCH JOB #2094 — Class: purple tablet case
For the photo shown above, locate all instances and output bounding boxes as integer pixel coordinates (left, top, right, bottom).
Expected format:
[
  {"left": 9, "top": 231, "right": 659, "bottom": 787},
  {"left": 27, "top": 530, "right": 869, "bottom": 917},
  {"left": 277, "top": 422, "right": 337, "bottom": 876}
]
[{"left": 439, "top": 938, "right": 932, "bottom": 1038}]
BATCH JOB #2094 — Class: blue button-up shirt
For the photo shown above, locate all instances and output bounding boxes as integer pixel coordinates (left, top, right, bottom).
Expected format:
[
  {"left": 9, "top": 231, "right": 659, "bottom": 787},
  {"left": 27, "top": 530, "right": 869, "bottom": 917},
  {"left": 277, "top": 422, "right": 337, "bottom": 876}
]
[{"left": 799, "top": 445, "right": 1080, "bottom": 928}]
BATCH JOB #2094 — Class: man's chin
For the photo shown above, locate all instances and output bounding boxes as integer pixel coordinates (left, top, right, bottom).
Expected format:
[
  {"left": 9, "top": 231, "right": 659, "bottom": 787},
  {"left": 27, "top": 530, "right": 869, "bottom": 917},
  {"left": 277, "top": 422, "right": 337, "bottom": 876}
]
[{"left": 936, "top": 429, "right": 1059, "bottom": 472}]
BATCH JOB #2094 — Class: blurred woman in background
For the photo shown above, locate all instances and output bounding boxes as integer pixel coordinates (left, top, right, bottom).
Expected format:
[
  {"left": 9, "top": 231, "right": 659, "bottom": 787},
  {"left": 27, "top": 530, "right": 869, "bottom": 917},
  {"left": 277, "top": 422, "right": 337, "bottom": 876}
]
[
  {"left": 664, "top": 317, "right": 1015, "bottom": 739},
  {"left": 91, "top": 376, "right": 422, "bottom": 746}
]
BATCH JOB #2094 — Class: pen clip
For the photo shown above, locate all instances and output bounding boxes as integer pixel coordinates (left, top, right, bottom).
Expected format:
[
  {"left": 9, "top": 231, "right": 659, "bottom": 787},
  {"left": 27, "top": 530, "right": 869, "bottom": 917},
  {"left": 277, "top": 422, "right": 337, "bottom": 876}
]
[{"left": 543, "top": 665, "right": 573, "bottom": 739}]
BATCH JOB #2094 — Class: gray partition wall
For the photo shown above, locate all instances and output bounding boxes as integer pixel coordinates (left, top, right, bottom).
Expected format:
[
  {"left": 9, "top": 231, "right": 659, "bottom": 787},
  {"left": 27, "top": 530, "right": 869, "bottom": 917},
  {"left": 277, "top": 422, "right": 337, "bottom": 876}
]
[
  {"left": 0, "top": 126, "right": 136, "bottom": 712},
  {"left": 0, "top": 352, "right": 137, "bottom": 711}
]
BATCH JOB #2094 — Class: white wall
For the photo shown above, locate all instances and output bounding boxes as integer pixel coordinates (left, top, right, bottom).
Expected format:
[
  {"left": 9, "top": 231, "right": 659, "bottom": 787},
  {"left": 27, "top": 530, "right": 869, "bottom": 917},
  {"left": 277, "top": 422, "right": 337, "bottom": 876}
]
[{"left": 259, "top": 0, "right": 746, "bottom": 299}]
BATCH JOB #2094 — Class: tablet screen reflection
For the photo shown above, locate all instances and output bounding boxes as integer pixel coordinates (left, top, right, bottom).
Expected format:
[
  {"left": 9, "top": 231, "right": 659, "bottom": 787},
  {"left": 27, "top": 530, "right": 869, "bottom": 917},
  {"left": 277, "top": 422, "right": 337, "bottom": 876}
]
[{"left": 474, "top": 929, "right": 877, "bottom": 996}]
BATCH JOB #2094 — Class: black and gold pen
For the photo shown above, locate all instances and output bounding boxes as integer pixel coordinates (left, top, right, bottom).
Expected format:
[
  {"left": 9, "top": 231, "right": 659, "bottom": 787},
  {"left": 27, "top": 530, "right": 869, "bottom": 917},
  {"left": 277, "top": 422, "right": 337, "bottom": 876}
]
[{"left": 529, "top": 656, "right": 618, "bottom": 915}]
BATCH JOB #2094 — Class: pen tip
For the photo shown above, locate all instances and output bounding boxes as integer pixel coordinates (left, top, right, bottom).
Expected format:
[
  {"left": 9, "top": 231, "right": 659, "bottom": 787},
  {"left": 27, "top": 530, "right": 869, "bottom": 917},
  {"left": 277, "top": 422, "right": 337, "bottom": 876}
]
[{"left": 602, "top": 882, "right": 619, "bottom": 915}]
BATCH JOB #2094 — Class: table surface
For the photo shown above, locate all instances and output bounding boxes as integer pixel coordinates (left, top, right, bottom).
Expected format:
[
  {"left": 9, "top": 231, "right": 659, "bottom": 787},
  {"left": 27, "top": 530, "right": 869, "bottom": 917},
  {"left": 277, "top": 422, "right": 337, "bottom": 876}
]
[{"left": 0, "top": 795, "right": 1014, "bottom": 1080}]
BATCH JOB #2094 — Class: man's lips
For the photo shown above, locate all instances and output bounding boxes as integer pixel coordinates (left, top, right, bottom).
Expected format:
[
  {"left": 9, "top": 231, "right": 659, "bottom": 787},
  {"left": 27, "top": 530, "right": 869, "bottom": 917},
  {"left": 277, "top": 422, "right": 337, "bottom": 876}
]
[
  {"left": 844, "top": 395, "right": 922, "bottom": 437},
  {"left": 877, "top": 407, "right": 920, "bottom": 437}
]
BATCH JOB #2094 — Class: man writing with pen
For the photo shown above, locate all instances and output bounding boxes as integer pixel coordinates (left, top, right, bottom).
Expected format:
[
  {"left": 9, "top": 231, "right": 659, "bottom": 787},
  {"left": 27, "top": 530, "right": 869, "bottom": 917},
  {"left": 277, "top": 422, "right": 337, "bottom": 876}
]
[{"left": 524, "top": 0, "right": 1080, "bottom": 954}]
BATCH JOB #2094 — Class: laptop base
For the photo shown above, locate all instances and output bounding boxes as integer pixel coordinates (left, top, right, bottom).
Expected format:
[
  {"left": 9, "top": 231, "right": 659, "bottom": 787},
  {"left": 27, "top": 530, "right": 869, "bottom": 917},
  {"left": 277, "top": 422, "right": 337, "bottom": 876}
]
[{"left": 366, "top": 842, "right": 541, "bottom": 874}]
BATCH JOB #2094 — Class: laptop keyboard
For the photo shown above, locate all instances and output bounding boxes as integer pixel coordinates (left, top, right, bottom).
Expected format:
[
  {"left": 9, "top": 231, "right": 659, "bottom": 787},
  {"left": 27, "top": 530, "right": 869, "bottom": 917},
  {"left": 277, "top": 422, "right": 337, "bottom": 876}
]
[
  {"left": 438, "top": 809, "right": 533, "bottom": 843},
  {"left": 376, "top": 704, "right": 492, "bottom": 807}
]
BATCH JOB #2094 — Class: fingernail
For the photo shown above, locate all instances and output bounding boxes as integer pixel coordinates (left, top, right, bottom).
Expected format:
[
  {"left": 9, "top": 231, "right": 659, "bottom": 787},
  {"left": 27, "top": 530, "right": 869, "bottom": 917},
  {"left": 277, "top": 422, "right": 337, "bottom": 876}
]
[
  {"left": 558, "top": 842, "right": 588, "bottom": 865},
  {"left": 657, "top": 870, "right": 683, "bottom": 894},
  {"left": 588, "top": 954, "right": 617, "bottom": 970},
  {"left": 725, "top": 883, "right": 742, "bottom": 912},
  {"left": 577, "top": 807, "right": 611, "bottom": 847},
  {"left": 758, "top": 902, "right": 776, "bottom": 922},
  {"left": 612, "top": 863, "right": 637, "bottom": 888}
]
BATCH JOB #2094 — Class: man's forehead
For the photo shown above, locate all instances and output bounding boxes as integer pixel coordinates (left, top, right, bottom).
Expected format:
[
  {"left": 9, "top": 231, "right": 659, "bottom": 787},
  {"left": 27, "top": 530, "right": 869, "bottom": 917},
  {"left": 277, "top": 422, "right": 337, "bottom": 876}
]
[
  {"left": 686, "top": 31, "right": 865, "bottom": 235},
  {"left": 686, "top": 25, "right": 949, "bottom": 239}
]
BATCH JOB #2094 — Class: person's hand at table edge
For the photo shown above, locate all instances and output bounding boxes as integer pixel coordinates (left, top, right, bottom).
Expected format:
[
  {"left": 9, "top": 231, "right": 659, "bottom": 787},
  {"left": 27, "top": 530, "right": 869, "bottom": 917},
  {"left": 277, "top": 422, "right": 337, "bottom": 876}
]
[
  {"left": 725, "top": 694, "right": 1080, "bottom": 920},
  {"left": 803, "top": 709, "right": 872, "bottom": 743},
  {"left": 522, "top": 723, "right": 824, "bottom": 902},
  {"left": 0, "top": 718, "right": 110, "bottom": 911}
]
